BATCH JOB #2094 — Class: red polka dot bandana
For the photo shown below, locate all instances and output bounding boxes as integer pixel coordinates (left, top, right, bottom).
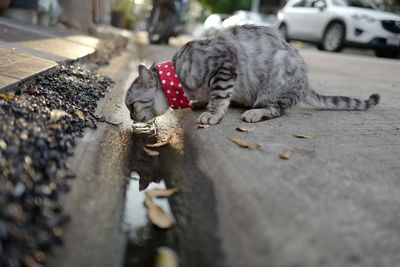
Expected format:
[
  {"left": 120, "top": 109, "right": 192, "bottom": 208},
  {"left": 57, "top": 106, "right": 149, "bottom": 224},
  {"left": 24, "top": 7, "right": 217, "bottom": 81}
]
[{"left": 156, "top": 61, "right": 192, "bottom": 109}]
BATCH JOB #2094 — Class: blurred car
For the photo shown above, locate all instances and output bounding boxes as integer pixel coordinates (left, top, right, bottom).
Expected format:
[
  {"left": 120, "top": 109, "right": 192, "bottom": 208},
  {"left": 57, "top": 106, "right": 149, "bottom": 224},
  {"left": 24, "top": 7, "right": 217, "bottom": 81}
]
[
  {"left": 204, "top": 13, "right": 229, "bottom": 36},
  {"left": 276, "top": 0, "right": 400, "bottom": 58},
  {"left": 222, "top": 11, "right": 277, "bottom": 28}
]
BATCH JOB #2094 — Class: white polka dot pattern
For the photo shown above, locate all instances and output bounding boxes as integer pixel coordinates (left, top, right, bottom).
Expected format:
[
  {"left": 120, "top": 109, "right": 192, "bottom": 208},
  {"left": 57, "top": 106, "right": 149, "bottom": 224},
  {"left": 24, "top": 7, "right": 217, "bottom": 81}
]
[{"left": 155, "top": 61, "right": 192, "bottom": 109}]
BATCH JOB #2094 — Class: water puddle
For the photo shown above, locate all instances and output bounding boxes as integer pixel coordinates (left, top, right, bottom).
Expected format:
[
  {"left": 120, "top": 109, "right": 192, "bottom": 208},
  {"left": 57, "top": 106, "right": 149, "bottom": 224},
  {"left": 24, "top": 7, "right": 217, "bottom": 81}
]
[
  {"left": 122, "top": 135, "right": 175, "bottom": 267},
  {"left": 123, "top": 178, "right": 174, "bottom": 266}
]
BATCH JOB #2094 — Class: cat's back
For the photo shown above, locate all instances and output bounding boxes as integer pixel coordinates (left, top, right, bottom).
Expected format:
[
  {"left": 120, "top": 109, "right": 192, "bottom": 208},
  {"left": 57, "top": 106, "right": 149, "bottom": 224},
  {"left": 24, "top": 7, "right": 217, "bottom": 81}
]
[
  {"left": 173, "top": 25, "right": 293, "bottom": 64},
  {"left": 217, "top": 25, "right": 280, "bottom": 40},
  {"left": 213, "top": 25, "right": 293, "bottom": 52}
]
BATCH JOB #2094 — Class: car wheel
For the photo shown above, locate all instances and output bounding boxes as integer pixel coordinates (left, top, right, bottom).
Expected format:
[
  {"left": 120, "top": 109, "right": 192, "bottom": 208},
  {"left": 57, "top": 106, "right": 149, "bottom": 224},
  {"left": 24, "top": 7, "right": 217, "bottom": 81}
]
[
  {"left": 374, "top": 48, "right": 400, "bottom": 59},
  {"left": 278, "top": 23, "right": 289, "bottom": 42},
  {"left": 322, "top": 22, "right": 345, "bottom": 52}
]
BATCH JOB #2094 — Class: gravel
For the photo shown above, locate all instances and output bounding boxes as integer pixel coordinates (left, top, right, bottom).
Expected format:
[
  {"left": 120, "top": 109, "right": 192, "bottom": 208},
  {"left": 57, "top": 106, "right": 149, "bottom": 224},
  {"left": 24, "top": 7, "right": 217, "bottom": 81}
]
[{"left": 0, "top": 65, "right": 113, "bottom": 266}]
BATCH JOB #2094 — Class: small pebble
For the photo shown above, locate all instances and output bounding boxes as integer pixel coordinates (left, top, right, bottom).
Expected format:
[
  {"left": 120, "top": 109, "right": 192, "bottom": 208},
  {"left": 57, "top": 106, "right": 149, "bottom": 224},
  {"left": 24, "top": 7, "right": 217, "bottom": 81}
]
[{"left": 0, "top": 64, "right": 112, "bottom": 264}]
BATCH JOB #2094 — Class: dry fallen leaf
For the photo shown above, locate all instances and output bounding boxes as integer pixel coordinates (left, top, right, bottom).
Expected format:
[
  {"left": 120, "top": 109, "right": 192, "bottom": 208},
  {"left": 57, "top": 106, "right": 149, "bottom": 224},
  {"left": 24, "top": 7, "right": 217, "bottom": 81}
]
[
  {"left": 105, "top": 120, "right": 122, "bottom": 126},
  {"left": 23, "top": 256, "right": 43, "bottom": 267},
  {"left": 27, "top": 87, "right": 36, "bottom": 95},
  {"left": 0, "top": 94, "right": 16, "bottom": 100},
  {"left": 198, "top": 124, "right": 210, "bottom": 129},
  {"left": 236, "top": 126, "right": 256, "bottom": 132},
  {"left": 248, "top": 144, "right": 261, "bottom": 149},
  {"left": 144, "top": 196, "right": 174, "bottom": 229},
  {"left": 147, "top": 187, "right": 178, "bottom": 198},
  {"left": 155, "top": 247, "right": 179, "bottom": 267},
  {"left": 145, "top": 135, "right": 172, "bottom": 148},
  {"left": 229, "top": 138, "right": 261, "bottom": 150},
  {"left": 49, "top": 110, "right": 68, "bottom": 122},
  {"left": 229, "top": 138, "right": 247, "bottom": 147},
  {"left": 146, "top": 141, "right": 169, "bottom": 148},
  {"left": 143, "top": 147, "right": 160, "bottom": 156},
  {"left": 293, "top": 134, "right": 316, "bottom": 139},
  {"left": 74, "top": 110, "right": 85, "bottom": 121},
  {"left": 279, "top": 150, "right": 293, "bottom": 159}
]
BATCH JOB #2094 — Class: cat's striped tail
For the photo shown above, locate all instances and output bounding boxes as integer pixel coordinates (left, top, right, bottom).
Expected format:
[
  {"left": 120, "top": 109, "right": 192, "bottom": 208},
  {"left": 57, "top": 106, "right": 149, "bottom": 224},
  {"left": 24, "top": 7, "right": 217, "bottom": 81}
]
[{"left": 305, "top": 90, "right": 380, "bottom": 110}]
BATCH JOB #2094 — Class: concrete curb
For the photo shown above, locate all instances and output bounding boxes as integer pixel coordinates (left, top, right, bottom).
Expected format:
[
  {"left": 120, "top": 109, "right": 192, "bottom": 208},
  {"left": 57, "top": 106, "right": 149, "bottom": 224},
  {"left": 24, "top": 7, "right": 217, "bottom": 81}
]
[
  {"left": 0, "top": 17, "right": 130, "bottom": 93},
  {"left": 46, "top": 44, "right": 139, "bottom": 267}
]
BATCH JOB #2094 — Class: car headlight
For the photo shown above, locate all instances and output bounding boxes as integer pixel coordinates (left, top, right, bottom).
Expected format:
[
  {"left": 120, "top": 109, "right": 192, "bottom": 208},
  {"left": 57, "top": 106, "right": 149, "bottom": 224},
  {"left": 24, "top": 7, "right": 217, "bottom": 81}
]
[{"left": 351, "top": 13, "right": 376, "bottom": 23}]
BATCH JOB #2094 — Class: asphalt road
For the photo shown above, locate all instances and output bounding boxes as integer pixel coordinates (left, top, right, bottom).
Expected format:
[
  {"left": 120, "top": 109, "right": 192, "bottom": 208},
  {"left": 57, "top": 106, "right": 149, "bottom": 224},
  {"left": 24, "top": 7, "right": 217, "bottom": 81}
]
[{"left": 140, "top": 35, "right": 400, "bottom": 267}]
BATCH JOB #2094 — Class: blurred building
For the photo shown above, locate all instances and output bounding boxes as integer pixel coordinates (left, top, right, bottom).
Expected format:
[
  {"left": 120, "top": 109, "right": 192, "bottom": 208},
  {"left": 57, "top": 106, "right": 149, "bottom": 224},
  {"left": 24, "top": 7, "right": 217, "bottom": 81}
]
[
  {"left": 59, "top": 0, "right": 112, "bottom": 30},
  {"left": 0, "top": 0, "right": 113, "bottom": 31}
]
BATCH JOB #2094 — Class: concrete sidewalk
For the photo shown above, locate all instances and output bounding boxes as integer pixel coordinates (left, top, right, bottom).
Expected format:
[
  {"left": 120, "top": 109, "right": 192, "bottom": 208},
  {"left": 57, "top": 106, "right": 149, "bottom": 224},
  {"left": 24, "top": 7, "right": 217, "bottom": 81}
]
[
  {"left": 143, "top": 43, "right": 400, "bottom": 267},
  {"left": 0, "top": 16, "right": 129, "bottom": 92}
]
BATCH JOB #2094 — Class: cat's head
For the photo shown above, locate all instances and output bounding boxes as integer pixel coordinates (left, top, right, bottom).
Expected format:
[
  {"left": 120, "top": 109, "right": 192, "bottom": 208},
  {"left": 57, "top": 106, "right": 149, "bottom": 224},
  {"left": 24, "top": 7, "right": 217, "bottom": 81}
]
[{"left": 125, "top": 64, "right": 168, "bottom": 122}]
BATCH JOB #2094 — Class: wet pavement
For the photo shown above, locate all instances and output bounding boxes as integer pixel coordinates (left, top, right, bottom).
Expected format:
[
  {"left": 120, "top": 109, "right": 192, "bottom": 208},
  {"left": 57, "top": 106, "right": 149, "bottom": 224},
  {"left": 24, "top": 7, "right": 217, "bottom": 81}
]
[{"left": 122, "top": 135, "right": 174, "bottom": 267}]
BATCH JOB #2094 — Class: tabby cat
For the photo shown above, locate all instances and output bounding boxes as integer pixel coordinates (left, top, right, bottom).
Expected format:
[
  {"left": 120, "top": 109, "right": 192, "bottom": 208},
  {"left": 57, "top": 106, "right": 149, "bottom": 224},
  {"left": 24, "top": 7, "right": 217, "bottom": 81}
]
[{"left": 125, "top": 25, "right": 380, "bottom": 125}]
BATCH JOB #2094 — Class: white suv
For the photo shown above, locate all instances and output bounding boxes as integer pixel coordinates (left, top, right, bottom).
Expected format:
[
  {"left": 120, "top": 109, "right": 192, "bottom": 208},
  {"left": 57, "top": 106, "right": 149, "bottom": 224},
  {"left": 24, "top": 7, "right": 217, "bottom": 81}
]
[{"left": 276, "top": 0, "right": 400, "bottom": 58}]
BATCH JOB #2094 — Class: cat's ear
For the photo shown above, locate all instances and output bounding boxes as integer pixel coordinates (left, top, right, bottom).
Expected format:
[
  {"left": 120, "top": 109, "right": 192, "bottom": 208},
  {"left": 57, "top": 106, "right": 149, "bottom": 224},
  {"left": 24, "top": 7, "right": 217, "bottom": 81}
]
[{"left": 138, "top": 65, "right": 155, "bottom": 87}]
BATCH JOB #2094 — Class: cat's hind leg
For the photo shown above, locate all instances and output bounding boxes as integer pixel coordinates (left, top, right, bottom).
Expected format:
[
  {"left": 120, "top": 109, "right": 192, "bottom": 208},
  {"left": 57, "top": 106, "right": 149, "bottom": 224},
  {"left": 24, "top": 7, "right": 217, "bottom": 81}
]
[{"left": 241, "top": 106, "right": 283, "bottom": 123}]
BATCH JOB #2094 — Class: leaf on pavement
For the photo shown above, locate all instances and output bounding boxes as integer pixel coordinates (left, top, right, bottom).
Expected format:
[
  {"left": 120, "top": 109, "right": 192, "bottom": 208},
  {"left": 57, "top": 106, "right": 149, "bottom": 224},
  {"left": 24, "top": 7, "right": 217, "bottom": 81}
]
[
  {"left": 146, "top": 136, "right": 171, "bottom": 148},
  {"left": 105, "top": 120, "right": 123, "bottom": 126},
  {"left": 74, "top": 110, "right": 85, "bottom": 121},
  {"left": 0, "top": 94, "right": 16, "bottom": 100},
  {"left": 146, "top": 141, "right": 169, "bottom": 148},
  {"left": 144, "top": 196, "right": 174, "bottom": 229},
  {"left": 143, "top": 147, "right": 160, "bottom": 156},
  {"left": 49, "top": 109, "right": 68, "bottom": 122},
  {"left": 197, "top": 124, "right": 210, "bottom": 129},
  {"left": 279, "top": 150, "right": 293, "bottom": 159},
  {"left": 155, "top": 247, "right": 179, "bottom": 267},
  {"left": 146, "top": 187, "right": 178, "bottom": 198},
  {"left": 293, "top": 134, "right": 316, "bottom": 139},
  {"left": 229, "top": 138, "right": 261, "bottom": 150},
  {"left": 23, "top": 256, "right": 43, "bottom": 267},
  {"left": 236, "top": 126, "right": 256, "bottom": 132}
]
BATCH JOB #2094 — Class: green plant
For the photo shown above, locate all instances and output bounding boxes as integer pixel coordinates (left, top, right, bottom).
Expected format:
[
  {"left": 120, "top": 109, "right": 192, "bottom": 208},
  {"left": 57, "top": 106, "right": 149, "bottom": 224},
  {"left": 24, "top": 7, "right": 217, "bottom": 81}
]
[
  {"left": 112, "top": 0, "right": 137, "bottom": 28},
  {"left": 197, "top": 0, "right": 251, "bottom": 14}
]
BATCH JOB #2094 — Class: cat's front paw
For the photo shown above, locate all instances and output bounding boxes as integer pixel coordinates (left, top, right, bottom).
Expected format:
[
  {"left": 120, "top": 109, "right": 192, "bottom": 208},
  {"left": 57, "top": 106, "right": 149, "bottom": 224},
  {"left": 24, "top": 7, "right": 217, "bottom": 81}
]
[
  {"left": 197, "top": 112, "right": 223, "bottom": 125},
  {"left": 241, "top": 109, "right": 265, "bottom": 123}
]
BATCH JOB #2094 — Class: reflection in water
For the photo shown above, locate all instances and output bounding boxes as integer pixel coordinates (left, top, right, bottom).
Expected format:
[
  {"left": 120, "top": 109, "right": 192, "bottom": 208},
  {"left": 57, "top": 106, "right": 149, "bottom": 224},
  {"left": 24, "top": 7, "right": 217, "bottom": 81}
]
[
  {"left": 123, "top": 134, "right": 174, "bottom": 267},
  {"left": 130, "top": 135, "right": 162, "bottom": 191}
]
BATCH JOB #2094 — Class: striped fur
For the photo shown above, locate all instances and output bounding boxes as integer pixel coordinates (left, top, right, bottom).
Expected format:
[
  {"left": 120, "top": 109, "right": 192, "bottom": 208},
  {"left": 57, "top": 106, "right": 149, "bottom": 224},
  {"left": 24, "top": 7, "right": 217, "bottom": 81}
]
[
  {"left": 125, "top": 25, "right": 380, "bottom": 124},
  {"left": 305, "top": 91, "right": 380, "bottom": 110}
]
